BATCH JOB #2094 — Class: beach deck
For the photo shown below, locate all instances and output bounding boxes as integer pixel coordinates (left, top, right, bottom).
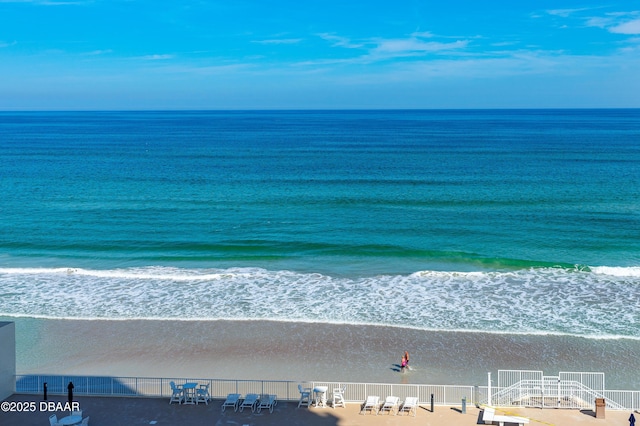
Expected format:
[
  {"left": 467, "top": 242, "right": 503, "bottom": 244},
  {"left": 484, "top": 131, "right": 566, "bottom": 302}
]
[{"left": 2, "top": 393, "right": 635, "bottom": 426}]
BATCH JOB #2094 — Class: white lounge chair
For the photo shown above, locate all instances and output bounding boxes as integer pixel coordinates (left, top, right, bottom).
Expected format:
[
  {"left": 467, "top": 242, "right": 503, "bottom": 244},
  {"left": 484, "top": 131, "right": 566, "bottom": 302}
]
[
  {"left": 169, "top": 381, "right": 183, "bottom": 404},
  {"left": 398, "top": 396, "right": 418, "bottom": 416},
  {"left": 256, "top": 394, "right": 277, "bottom": 413},
  {"left": 332, "top": 385, "right": 346, "bottom": 409},
  {"left": 380, "top": 396, "right": 400, "bottom": 415},
  {"left": 361, "top": 395, "right": 379, "bottom": 415},
  {"left": 298, "top": 384, "right": 312, "bottom": 408},
  {"left": 239, "top": 393, "right": 259, "bottom": 412},
  {"left": 196, "top": 383, "right": 210, "bottom": 405},
  {"left": 221, "top": 393, "right": 241, "bottom": 412}
]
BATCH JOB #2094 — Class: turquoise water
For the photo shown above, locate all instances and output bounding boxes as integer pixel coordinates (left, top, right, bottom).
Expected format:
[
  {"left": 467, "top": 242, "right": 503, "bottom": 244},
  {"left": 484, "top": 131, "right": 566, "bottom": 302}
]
[{"left": 1, "top": 110, "right": 639, "bottom": 337}]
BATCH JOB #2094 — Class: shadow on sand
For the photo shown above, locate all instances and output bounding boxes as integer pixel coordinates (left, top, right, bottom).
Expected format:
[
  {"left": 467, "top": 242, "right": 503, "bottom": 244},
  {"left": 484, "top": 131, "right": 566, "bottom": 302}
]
[{"left": 3, "top": 393, "right": 342, "bottom": 426}]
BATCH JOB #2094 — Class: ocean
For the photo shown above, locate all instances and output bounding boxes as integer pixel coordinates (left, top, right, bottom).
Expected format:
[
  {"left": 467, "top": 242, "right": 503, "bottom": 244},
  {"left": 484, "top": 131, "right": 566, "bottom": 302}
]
[{"left": 1, "top": 109, "right": 639, "bottom": 341}]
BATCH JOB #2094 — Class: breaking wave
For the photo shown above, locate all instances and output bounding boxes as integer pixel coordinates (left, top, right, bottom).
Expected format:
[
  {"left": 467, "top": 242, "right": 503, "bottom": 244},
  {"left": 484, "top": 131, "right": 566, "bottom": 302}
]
[{"left": 0, "top": 265, "right": 639, "bottom": 340}]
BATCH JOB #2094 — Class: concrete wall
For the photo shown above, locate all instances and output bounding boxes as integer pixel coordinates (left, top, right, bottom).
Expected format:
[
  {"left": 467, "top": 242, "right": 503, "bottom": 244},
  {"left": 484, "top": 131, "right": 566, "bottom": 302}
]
[{"left": 0, "top": 322, "right": 16, "bottom": 401}]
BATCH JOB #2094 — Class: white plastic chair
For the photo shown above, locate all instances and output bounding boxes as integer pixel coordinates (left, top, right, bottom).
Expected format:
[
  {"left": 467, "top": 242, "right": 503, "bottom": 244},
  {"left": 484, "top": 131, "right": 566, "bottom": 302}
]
[
  {"left": 169, "top": 381, "right": 183, "bottom": 404},
  {"left": 196, "top": 383, "right": 210, "bottom": 405},
  {"left": 398, "top": 396, "right": 418, "bottom": 416},
  {"left": 221, "top": 393, "right": 241, "bottom": 412},
  {"left": 80, "top": 416, "right": 90, "bottom": 426},
  {"left": 49, "top": 414, "right": 61, "bottom": 426},
  {"left": 256, "top": 394, "right": 277, "bottom": 413},
  {"left": 71, "top": 410, "right": 82, "bottom": 417},
  {"left": 297, "top": 384, "right": 311, "bottom": 407},
  {"left": 380, "top": 396, "right": 399, "bottom": 415},
  {"left": 332, "top": 385, "right": 346, "bottom": 409},
  {"left": 239, "top": 393, "right": 259, "bottom": 412},
  {"left": 361, "top": 395, "right": 379, "bottom": 415}
]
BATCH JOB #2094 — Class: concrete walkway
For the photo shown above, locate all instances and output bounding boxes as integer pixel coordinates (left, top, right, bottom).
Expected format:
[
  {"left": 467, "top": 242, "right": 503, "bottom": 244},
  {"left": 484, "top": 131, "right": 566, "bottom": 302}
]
[{"left": 2, "top": 393, "right": 636, "bottom": 425}]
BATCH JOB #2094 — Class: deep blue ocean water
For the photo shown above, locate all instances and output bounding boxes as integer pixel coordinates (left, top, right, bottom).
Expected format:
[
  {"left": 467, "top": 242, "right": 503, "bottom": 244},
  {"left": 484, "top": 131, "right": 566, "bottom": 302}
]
[{"left": 1, "top": 109, "right": 639, "bottom": 338}]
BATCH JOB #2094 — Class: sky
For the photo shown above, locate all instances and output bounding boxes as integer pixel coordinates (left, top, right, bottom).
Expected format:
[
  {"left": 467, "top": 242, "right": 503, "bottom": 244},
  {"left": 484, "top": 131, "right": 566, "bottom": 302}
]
[{"left": 1, "top": 1, "right": 640, "bottom": 110}]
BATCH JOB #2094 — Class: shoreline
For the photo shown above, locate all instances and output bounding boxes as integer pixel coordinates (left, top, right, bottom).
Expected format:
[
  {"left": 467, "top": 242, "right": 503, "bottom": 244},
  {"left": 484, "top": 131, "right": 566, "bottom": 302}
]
[
  {"left": 8, "top": 317, "right": 640, "bottom": 390},
  {"left": 7, "top": 313, "right": 640, "bottom": 341}
]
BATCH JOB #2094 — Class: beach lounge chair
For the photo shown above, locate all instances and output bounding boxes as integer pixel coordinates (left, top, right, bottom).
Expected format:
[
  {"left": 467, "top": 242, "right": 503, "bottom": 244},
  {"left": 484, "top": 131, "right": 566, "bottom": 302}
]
[
  {"left": 196, "top": 383, "right": 210, "bottom": 405},
  {"left": 239, "top": 393, "right": 259, "bottom": 412},
  {"left": 380, "top": 396, "right": 400, "bottom": 415},
  {"left": 361, "top": 395, "right": 379, "bottom": 415},
  {"left": 256, "top": 394, "right": 277, "bottom": 413},
  {"left": 221, "top": 393, "right": 241, "bottom": 412},
  {"left": 298, "top": 384, "right": 312, "bottom": 408},
  {"left": 398, "top": 396, "right": 418, "bottom": 416},
  {"left": 49, "top": 414, "right": 61, "bottom": 426},
  {"left": 169, "top": 381, "right": 183, "bottom": 404},
  {"left": 332, "top": 385, "right": 346, "bottom": 409}
]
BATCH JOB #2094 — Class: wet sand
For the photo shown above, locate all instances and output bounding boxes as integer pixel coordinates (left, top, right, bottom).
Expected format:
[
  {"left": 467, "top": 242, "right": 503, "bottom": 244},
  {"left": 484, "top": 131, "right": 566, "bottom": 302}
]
[{"left": 9, "top": 317, "right": 640, "bottom": 390}]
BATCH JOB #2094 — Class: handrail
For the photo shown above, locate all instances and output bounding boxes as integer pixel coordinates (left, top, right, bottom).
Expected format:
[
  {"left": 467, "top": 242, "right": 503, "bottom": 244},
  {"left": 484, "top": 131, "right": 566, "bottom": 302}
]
[
  {"left": 15, "top": 374, "right": 640, "bottom": 411},
  {"left": 14, "top": 374, "right": 475, "bottom": 407},
  {"left": 480, "top": 378, "right": 633, "bottom": 410}
]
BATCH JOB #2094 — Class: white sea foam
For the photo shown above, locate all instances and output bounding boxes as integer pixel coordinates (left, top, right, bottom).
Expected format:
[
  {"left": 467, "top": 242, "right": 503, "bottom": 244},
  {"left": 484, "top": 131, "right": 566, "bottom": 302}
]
[
  {"left": 590, "top": 266, "right": 640, "bottom": 277},
  {"left": 1, "top": 266, "right": 639, "bottom": 339}
]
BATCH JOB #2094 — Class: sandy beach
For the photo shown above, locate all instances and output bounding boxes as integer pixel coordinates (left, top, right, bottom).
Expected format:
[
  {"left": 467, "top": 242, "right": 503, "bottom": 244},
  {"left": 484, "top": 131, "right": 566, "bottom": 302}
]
[{"left": 9, "top": 317, "right": 640, "bottom": 390}]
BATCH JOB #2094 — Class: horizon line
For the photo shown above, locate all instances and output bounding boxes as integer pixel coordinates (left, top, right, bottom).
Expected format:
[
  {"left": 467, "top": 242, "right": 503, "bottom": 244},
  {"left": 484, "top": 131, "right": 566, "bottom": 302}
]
[{"left": 1, "top": 107, "right": 640, "bottom": 113}]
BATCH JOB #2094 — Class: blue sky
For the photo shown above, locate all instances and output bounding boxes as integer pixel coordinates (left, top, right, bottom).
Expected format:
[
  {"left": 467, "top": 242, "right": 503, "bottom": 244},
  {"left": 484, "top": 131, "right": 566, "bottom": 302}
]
[{"left": 1, "top": 1, "right": 640, "bottom": 109}]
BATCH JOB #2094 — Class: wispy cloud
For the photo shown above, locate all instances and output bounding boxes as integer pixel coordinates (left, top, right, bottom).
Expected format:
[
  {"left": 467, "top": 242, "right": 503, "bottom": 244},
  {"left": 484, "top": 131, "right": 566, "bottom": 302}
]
[
  {"left": 572, "top": 10, "right": 640, "bottom": 35},
  {"left": 139, "top": 54, "right": 174, "bottom": 61},
  {"left": 317, "top": 33, "right": 365, "bottom": 49},
  {"left": 584, "top": 12, "right": 637, "bottom": 29},
  {"left": 252, "top": 38, "right": 302, "bottom": 45},
  {"left": 609, "top": 18, "right": 640, "bottom": 34},
  {"left": 316, "top": 32, "right": 469, "bottom": 63},
  {"left": 491, "top": 41, "right": 519, "bottom": 47},
  {"left": 144, "top": 63, "right": 253, "bottom": 77},
  {"left": 410, "top": 31, "right": 434, "bottom": 38},
  {"left": 547, "top": 8, "right": 593, "bottom": 18},
  {"left": 585, "top": 16, "right": 615, "bottom": 29},
  {"left": 372, "top": 38, "right": 468, "bottom": 56},
  {"left": 0, "top": 40, "right": 17, "bottom": 48},
  {"left": 85, "top": 49, "right": 112, "bottom": 56}
]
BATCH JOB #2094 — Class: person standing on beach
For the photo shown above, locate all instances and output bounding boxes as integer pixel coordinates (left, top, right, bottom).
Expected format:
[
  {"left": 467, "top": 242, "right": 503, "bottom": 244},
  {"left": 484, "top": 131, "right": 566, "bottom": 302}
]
[
  {"left": 67, "top": 381, "right": 74, "bottom": 405},
  {"left": 400, "top": 355, "right": 407, "bottom": 373}
]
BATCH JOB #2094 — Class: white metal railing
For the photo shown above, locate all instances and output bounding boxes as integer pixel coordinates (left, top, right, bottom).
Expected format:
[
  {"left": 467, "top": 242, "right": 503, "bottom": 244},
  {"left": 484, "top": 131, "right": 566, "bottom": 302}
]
[
  {"left": 487, "top": 379, "right": 627, "bottom": 410},
  {"left": 476, "top": 369, "right": 640, "bottom": 411},
  {"left": 480, "top": 385, "right": 640, "bottom": 411},
  {"left": 15, "top": 372, "right": 640, "bottom": 411},
  {"left": 15, "top": 374, "right": 475, "bottom": 407}
]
